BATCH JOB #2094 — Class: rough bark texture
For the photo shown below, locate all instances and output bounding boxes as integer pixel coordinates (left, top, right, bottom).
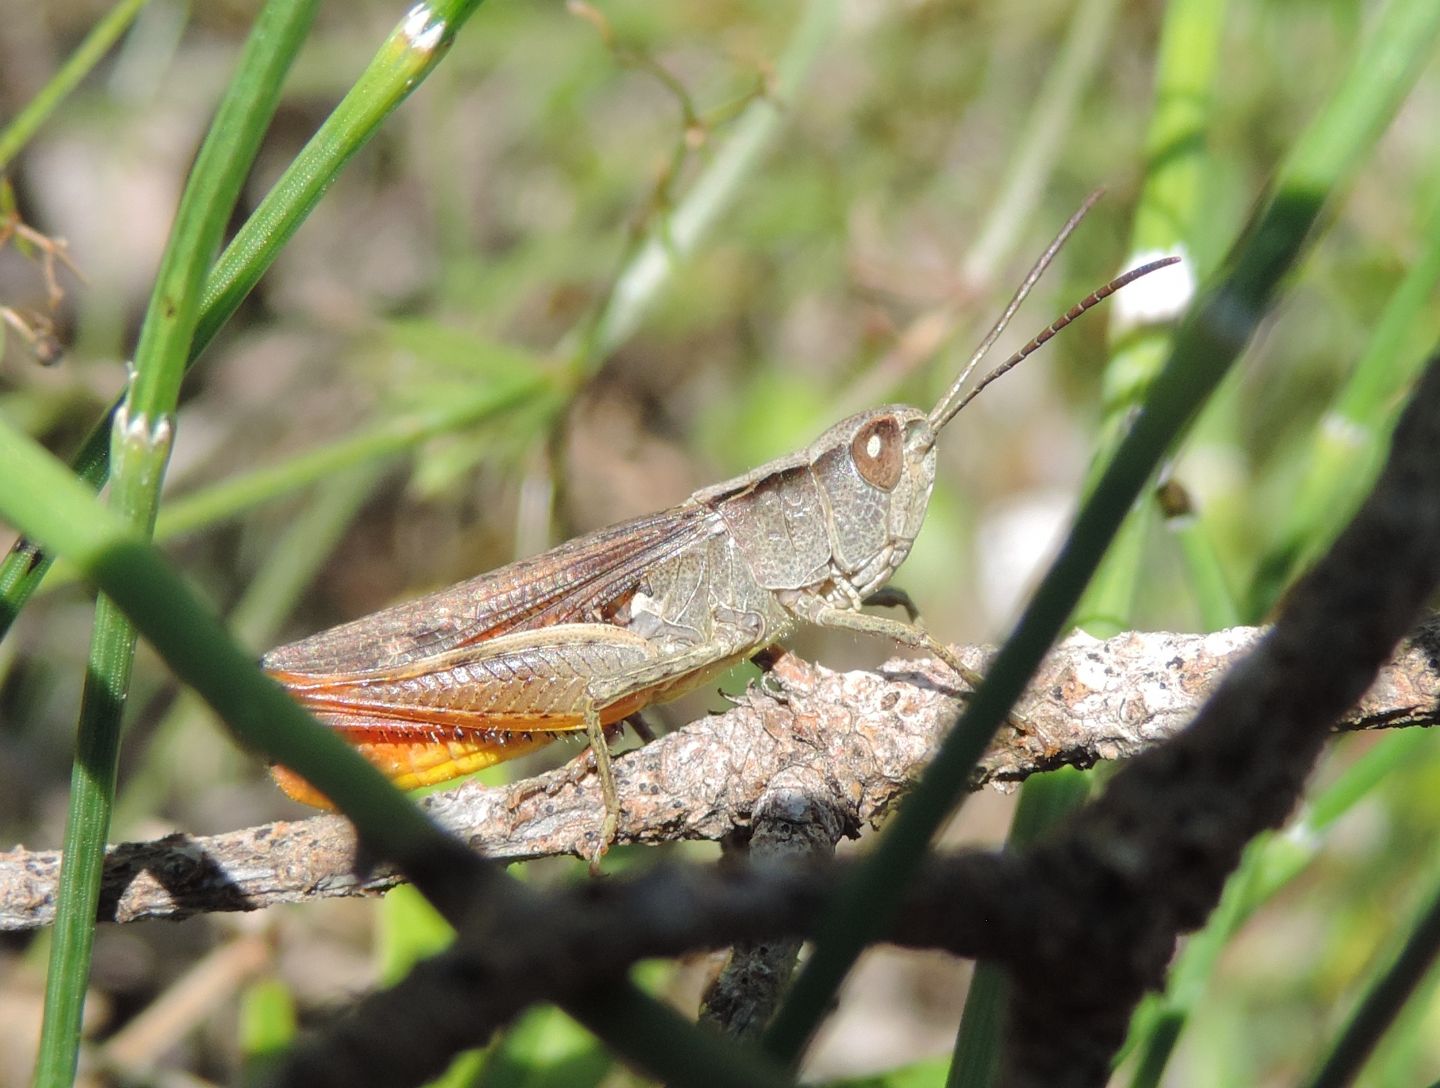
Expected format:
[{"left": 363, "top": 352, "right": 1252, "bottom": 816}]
[{"left": 3, "top": 627, "right": 1436, "bottom": 931}]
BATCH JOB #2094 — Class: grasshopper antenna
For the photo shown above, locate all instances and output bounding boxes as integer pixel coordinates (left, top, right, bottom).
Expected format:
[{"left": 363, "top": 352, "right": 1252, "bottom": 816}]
[
  {"left": 928, "top": 188, "right": 1104, "bottom": 430},
  {"left": 929, "top": 253, "right": 1182, "bottom": 429}
]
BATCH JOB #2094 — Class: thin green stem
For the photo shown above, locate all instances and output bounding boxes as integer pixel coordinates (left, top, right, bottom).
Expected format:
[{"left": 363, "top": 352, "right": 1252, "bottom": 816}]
[
  {"left": 193, "top": 0, "right": 485, "bottom": 357},
  {"left": 159, "top": 381, "right": 547, "bottom": 538},
  {"left": 1168, "top": 513, "right": 1241, "bottom": 630},
  {"left": 33, "top": 4, "right": 320, "bottom": 1085},
  {"left": 959, "top": 0, "right": 1124, "bottom": 285},
  {"left": 765, "top": 199, "right": 1258, "bottom": 1071},
  {"left": 1120, "top": 728, "right": 1440, "bottom": 1082},
  {"left": 1116, "top": 0, "right": 1440, "bottom": 1075},
  {"left": 32, "top": 382, "right": 550, "bottom": 597},
  {"left": 1249, "top": 162, "right": 1440, "bottom": 615},
  {"left": 1075, "top": 0, "right": 1228, "bottom": 634},
  {"left": 951, "top": 1, "right": 1228, "bottom": 1078},
  {"left": 32, "top": 596, "right": 135, "bottom": 1085},
  {"left": 938, "top": 1, "right": 1152, "bottom": 1061},
  {"left": 577, "top": 0, "right": 836, "bottom": 367},
  {"left": 0, "top": 0, "right": 151, "bottom": 171},
  {"left": 1122, "top": 838, "right": 1266, "bottom": 1087},
  {"left": 0, "top": 0, "right": 492, "bottom": 641},
  {"left": 1304, "top": 877, "right": 1440, "bottom": 1088}
]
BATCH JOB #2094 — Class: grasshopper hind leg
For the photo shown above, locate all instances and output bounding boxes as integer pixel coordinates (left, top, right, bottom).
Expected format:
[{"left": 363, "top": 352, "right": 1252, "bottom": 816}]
[
  {"left": 583, "top": 703, "right": 620, "bottom": 871},
  {"left": 583, "top": 710, "right": 663, "bottom": 866}
]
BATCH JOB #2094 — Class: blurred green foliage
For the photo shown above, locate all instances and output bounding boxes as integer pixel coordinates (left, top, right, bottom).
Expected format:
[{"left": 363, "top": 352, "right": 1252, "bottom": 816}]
[{"left": 1, "top": 1, "right": 1439, "bottom": 1085}]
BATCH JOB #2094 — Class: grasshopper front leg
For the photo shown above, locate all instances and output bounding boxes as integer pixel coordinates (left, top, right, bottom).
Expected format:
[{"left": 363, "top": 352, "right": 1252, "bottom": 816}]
[
  {"left": 798, "top": 600, "right": 1036, "bottom": 737},
  {"left": 800, "top": 600, "right": 985, "bottom": 692}
]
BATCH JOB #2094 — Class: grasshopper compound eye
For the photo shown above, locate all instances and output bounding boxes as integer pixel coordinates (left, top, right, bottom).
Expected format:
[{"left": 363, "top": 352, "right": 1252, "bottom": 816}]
[{"left": 851, "top": 416, "right": 904, "bottom": 490}]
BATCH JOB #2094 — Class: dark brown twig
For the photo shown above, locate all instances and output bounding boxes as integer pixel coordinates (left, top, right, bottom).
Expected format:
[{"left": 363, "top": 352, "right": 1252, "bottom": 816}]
[{"left": 993, "top": 355, "right": 1440, "bottom": 1085}]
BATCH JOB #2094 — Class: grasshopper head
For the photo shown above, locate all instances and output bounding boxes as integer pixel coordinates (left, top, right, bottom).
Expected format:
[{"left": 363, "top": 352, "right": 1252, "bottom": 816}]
[
  {"left": 797, "top": 214, "right": 1180, "bottom": 603},
  {"left": 807, "top": 406, "right": 938, "bottom": 598}
]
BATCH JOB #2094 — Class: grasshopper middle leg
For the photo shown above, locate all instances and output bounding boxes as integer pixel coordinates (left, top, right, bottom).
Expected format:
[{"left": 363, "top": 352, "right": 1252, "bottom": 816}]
[{"left": 862, "top": 586, "right": 922, "bottom": 623}]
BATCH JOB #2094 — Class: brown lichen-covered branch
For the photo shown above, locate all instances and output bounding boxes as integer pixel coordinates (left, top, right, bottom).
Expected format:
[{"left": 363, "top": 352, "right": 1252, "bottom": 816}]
[{"left": 1, "top": 625, "right": 1436, "bottom": 931}]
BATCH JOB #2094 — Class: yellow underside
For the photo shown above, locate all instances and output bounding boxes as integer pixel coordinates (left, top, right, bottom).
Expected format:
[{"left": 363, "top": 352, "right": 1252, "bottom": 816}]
[
  {"left": 270, "top": 650, "right": 751, "bottom": 808},
  {"left": 271, "top": 733, "right": 561, "bottom": 808}
]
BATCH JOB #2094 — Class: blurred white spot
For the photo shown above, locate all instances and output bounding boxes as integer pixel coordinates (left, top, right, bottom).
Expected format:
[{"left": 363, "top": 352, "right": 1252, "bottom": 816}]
[
  {"left": 1111, "top": 246, "right": 1195, "bottom": 334},
  {"left": 975, "top": 489, "right": 1073, "bottom": 625}
]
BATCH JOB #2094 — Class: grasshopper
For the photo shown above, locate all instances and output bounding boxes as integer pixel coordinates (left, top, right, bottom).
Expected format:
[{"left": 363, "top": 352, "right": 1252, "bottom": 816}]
[{"left": 263, "top": 199, "right": 1177, "bottom": 857}]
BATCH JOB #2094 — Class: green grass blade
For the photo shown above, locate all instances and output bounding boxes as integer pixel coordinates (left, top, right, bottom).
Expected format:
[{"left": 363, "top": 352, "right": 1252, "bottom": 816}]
[
  {"left": 1119, "top": 727, "right": 1440, "bottom": 1083},
  {"left": 765, "top": 195, "right": 1248, "bottom": 1071},
  {"left": 762, "top": 0, "right": 1440, "bottom": 1063},
  {"left": 1073, "top": 0, "right": 1227, "bottom": 636},
  {"left": 935, "top": 0, "right": 1231, "bottom": 1078},
  {"left": 0, "top": 0, "right": 492, "bottom": 642},
  {"left": 1114, "top": 0, "right": 1440, "bottom": 1077},
  {"left": 944, "top": 0, "right": 1146, "bottom": 1070},
  {"left": 32, "top": 4, "right": 320, "bottom": 1085},
  {"left": 1303, "top": 875, "right": 1440, "bottom": 1088},
  {"left": 1248, "top": 164, "right": 1440, "bottom": 615},
  {"left": 1170, "top": 522, "right": 1241, "bottom": 629},
  {"left": 158, "top": 380, "right": 548, "bottom": 539},
  {"left": 193, "top": 0, "right": 487, "bottom": 359},
  {"left": 32, "top": 381, "right": 549, "bottom": 598},
  {"left": 578, "top": 0, "right": 836, "bottom": 366},
  {"left": 0, "top": 0, "right": 151, "bottom": 171}
]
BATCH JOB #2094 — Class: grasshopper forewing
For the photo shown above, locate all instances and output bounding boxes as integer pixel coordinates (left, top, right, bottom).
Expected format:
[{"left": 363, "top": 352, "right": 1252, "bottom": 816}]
[{"left": 264, "top": 199, "right": 1179, "bottom": 858}]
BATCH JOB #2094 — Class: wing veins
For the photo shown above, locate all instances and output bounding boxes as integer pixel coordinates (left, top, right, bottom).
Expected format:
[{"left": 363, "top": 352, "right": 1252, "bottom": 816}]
[{"left": 264, "top": 505, "right": 713, "bottom": 674}]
